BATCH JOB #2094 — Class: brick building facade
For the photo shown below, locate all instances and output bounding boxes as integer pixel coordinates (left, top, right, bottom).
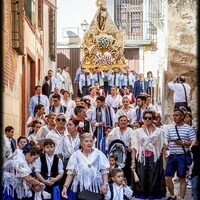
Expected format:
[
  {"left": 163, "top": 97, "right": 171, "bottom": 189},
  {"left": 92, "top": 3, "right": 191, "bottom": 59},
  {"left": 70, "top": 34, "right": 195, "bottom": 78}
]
[{"left": 3, "top": 0, "right": 57, "bottom": 136}]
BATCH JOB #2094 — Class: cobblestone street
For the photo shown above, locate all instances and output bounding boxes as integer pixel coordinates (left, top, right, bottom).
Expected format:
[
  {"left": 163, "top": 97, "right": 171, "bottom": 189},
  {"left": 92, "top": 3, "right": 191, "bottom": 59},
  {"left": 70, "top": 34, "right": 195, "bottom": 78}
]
[{"left": 131, "top": 180, "right": 193, "bottom": 199}]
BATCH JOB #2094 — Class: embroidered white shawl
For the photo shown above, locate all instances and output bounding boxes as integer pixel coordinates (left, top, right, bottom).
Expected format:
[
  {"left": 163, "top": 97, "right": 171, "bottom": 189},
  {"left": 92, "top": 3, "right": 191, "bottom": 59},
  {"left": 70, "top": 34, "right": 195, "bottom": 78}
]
[
  {"left": 131, "top": 127, "right": 167, "bottom": 163},
  {"left": 3, "top": 149, "right": 32, "bottom": 198},
  {"left": 66, "top": 148, "right": 109, "bottom": 193}
]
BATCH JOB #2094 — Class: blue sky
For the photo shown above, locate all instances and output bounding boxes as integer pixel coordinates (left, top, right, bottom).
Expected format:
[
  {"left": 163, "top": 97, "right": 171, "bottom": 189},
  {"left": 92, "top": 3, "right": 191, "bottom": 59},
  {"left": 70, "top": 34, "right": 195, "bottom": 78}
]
[{"left": 57, "top": 0, "right": 97, "bottom": 42}]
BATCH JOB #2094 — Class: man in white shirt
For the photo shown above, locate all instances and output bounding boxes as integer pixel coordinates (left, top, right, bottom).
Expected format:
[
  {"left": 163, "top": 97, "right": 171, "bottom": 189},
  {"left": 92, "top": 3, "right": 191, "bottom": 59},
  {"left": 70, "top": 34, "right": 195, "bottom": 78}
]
[
  {"left": 49, "top": 94, "right": 67, "bottom": 115},
  {"left": 79, "top": 68, "right": 93, "bottom": 97},
  {"left": 132, "top": 95, "right": 147, "bottom": 123},
  {"left": 168, "top": 76, "right": 191, "bottom": 110},
  {"left": 91, "top": 96, "right": 115, "bottom": 149},
  {"left": 47, "top": 69, "right": 57, "bottom": 93}
]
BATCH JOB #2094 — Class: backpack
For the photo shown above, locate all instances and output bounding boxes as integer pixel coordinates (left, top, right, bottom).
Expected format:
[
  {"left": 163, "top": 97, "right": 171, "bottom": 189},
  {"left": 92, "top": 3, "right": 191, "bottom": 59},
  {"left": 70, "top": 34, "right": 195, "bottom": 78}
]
[{"left": 108, "top": 139, "right": 127, "bottom": 168}]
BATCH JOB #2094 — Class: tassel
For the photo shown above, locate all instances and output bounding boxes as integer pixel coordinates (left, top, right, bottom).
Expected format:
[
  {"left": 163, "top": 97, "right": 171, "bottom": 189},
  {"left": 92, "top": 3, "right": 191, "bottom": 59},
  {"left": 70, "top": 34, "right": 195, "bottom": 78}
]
[{"left": 133, "top": 170, "right": 139, "bottom": 182}]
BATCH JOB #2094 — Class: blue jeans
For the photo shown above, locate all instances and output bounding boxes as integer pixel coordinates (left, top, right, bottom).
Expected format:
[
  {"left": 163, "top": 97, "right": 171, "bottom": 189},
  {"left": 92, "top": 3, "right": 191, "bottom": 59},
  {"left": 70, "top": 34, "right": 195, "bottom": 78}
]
[
  {"left": 174, "top": 102, "right": 187, "bottom": 110},
  {"left": 191, "top": 176, "right": 200, "bottom": 200}
]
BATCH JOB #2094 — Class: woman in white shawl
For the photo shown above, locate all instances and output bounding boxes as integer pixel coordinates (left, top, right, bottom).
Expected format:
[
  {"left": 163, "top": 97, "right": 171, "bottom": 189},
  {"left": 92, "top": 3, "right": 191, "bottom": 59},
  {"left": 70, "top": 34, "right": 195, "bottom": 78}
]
[
  {"left": 131, "top": 110, "right": 167, "bottom": 199},
  {"left": 58, "top": 118, "right": 80, "bottom": 168},
  {"left": 2, "top": 144, "right": 45, "bottom": 200},
  {"left": 61, "top": 132, "right": 110, "bottom": 200}
]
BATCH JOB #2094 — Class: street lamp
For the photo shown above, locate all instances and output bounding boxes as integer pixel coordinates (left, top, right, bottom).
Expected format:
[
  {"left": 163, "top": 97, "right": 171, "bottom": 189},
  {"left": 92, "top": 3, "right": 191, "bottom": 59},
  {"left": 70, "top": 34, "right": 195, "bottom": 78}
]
[{"left": 80, "top": 20, "right": 89, "bottom": 32}]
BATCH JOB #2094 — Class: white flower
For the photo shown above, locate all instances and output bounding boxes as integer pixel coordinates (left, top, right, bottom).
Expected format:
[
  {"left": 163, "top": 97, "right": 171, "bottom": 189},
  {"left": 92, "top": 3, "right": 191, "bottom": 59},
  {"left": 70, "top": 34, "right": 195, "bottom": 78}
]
[{"left": 79, "top": 121, "right": 84, "bottom": 128}]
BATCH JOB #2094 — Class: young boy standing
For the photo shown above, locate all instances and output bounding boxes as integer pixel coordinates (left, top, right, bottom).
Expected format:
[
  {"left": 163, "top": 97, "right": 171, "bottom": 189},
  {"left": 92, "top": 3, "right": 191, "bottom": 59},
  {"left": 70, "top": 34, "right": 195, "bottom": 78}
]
[
  {"left": 104, "top": 168, "right": 133, "bottom": 200},
  {"left": 34, "top": 139, "right": 63, "bottom": 200}
]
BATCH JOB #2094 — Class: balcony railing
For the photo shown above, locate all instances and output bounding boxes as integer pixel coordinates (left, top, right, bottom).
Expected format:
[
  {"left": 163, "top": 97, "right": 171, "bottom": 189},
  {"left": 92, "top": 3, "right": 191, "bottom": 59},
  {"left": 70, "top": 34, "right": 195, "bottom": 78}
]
[
  {"left": 106, "top": 0, "right": 162, "bottom": 46},
  {"left": 116, "top": 20, "right": 157, "bottom": 45}
]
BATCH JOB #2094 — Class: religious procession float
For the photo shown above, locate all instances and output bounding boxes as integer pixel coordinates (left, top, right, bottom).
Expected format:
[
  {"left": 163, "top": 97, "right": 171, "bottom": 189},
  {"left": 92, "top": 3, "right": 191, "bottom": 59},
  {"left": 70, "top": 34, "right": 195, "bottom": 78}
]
[{"left": 81, "top": 0, "right": 126, "bottom": 71}]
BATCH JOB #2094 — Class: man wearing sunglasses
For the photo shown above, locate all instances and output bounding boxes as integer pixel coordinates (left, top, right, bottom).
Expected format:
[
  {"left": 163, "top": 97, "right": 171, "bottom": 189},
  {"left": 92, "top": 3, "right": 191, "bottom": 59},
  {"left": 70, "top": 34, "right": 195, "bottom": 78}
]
[
  {"left": 165, "top": 109, "right": 196, "bottom": 200},
  {"left": 46, "top": 113, "right": 68, "bottom": 154}
]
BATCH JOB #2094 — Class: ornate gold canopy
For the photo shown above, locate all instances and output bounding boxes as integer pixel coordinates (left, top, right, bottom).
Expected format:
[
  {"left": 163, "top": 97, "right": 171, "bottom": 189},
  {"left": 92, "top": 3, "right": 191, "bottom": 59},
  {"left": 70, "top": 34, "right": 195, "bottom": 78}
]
[{"left": 81, "top": 0, "right": 126, "bottom": 70}]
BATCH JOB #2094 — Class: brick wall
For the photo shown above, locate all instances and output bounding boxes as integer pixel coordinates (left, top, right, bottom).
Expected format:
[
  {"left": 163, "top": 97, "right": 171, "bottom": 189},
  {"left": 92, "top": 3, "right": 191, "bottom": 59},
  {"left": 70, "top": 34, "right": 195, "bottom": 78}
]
[{"left": 3, "top": 0, "right": 16, "bottom": 92}]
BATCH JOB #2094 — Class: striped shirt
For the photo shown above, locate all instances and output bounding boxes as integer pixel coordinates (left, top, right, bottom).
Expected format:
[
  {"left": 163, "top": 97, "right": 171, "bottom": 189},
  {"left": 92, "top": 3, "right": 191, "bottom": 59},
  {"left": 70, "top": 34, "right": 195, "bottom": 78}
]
[{"left": 166, "top": 124, "right": 196, "bottom": 154}]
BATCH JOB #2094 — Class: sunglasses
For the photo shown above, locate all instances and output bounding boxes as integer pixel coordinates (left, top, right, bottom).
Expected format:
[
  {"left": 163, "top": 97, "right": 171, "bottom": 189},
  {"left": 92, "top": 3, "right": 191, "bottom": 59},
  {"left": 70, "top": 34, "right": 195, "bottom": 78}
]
[
  {"left": 144, "top": 117, "right": 153, "bottom": 121},
  {"left": 56, "top": 118, "right": 66, "bottom": 122}
]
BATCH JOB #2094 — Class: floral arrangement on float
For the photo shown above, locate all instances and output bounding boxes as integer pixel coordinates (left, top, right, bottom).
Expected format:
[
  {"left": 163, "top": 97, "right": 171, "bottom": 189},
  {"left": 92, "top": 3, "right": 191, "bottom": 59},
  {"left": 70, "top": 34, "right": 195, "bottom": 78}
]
[
  {"left": 97, "top": 35, "right": 110, "bottom": 48},
  {"left": 93, "top": 52, "right": 115, "bottom": 65}
]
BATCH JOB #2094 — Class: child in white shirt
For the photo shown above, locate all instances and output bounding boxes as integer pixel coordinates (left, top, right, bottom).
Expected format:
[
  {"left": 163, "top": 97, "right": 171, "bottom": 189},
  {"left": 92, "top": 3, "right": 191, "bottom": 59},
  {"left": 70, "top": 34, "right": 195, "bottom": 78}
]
[
  {"left": 104, "top": 168, "right": 133, "bottom": 200},
  {"left": 34, "top": 138, "right": 64, "bottom": 199}
]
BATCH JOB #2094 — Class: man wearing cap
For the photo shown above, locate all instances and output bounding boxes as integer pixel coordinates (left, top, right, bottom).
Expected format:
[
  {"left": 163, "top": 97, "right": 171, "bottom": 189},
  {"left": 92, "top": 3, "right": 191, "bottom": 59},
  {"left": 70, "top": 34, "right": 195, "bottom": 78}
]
[{"left": 168, "top": 76, "right": 191, "bottom": 110}]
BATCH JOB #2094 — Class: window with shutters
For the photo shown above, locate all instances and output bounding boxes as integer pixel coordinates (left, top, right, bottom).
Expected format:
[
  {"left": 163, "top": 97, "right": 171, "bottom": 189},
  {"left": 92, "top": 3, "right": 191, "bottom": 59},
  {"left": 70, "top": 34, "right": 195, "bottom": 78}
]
[
  {"left": 25, "top": 0, "right": 36, "bottom": 24},
  {"left": 38, "top": 0, "right": 43, "bottom": 29},
  {"left": 49, "top": 8, "right": 56, "bottom": 61},
  {"left": 12, "top": 0, "right": 24, "bottom": 55}
]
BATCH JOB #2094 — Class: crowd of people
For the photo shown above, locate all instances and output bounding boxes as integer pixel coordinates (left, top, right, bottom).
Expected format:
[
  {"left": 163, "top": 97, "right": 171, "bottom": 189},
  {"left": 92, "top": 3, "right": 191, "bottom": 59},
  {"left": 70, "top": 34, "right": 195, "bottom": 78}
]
[{"left": 2, "top": 66, "right": 199, "bottom": 200}]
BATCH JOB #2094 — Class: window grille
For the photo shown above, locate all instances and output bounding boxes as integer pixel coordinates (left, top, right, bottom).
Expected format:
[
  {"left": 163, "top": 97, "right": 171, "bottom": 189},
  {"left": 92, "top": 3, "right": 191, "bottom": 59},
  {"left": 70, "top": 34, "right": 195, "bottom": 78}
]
[{"left": 106, "top": 0, "right": 162, "bottom": 45}]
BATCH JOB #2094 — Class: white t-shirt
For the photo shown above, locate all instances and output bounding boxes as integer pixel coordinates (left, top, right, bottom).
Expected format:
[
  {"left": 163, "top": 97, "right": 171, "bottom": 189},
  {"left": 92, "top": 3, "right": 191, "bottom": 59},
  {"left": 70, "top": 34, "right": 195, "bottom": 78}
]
[{"left": 168, "top": 81, "right": 191, "bottom": 103}]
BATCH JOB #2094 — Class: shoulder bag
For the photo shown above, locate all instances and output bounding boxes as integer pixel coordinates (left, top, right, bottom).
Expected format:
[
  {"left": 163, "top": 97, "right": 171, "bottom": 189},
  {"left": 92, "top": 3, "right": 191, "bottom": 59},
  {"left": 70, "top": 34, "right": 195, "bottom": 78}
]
[{"left": 181, "top": 83, "right": 191, "bottom": 112}]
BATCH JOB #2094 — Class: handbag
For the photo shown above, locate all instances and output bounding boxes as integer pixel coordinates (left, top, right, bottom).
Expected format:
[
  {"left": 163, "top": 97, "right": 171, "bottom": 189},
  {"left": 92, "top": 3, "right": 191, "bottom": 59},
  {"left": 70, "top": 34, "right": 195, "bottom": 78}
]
[
  {"left": 175, "top": 125, "right": 192, "bottom": 166},
  {"left": 181, "top": 82, "right": 191, "bottom": 112},
  {"left": 78, "top": 190, "right": 103, "bottom": 200}
]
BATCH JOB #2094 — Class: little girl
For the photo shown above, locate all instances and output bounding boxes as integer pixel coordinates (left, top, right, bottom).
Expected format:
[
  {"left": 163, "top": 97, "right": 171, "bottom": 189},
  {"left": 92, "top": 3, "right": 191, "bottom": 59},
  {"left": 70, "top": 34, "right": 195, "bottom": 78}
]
[
  {"left": 104, "top": 168, "right": 133, "bottom": 200},
  {"left": 28, "top": 120, "right": 42, "bottom": 143}
]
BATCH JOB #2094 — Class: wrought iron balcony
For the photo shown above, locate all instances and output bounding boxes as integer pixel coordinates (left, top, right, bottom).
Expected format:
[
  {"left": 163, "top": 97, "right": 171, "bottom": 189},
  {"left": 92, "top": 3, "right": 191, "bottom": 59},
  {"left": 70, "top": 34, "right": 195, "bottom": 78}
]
[{"left": 106, "top": 0, "right": 163, "bottom": 47}]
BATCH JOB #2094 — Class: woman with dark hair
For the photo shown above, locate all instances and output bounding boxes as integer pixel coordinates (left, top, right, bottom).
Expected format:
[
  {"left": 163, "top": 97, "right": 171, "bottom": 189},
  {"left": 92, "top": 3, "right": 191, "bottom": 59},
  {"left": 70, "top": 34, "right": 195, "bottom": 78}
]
[
  {"left": 58, "top": 118, "right": 80, "bottom": 165},
  {"left": 190, "top": 132, "right": 200, "bottom": 200},
  {"left": 131, "top": 110, "right": 167, "bottom": 199},
  {"left": 61, "top": 132, "right": 109, "bottom": 200},
  {"left": 28, "top": 119, "right": 42, "bottom": 144},
  {"left": 108, "top": 115, "right": 135, "bottom": 186},
  {"left": 2, "top": 144, "right": 44, "bottom": 200},
  {"left": 17, "top": 136, "right": 29, "bottom": 150},
  {"left": 184, "top": 111, "right": 197, "bottom": 132}
]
